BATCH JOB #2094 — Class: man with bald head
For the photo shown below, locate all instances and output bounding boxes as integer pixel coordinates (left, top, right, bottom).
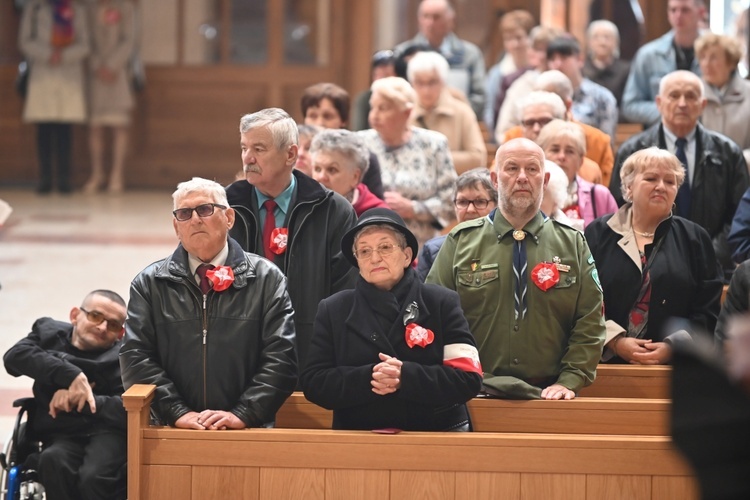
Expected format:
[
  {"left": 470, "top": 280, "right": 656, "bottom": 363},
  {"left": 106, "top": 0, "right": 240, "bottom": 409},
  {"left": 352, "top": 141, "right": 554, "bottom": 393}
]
[
  {"left": 395, "top": 0, "right": 485, "bottom": 118},
  {"left": 611, "top": 70, "right": 748, "bottom": 278},
  {"left": 427, "top": 138, "right": 605, "bottom": 400}
]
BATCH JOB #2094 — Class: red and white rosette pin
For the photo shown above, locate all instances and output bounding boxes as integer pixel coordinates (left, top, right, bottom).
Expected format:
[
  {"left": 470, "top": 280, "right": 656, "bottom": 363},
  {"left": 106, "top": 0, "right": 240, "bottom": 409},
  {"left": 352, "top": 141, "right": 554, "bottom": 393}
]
[
  {"left": 206, "top": 265, "right": 235, "bottom": 292},
  {"left": 405, "top": 323, "right": 434, "bottom": 348},
  {"left": 531, "top": 262, "right": 559, "bottom": 291},
  {"left": 269, "top": 228, "right": 288, "bottom": 255}
]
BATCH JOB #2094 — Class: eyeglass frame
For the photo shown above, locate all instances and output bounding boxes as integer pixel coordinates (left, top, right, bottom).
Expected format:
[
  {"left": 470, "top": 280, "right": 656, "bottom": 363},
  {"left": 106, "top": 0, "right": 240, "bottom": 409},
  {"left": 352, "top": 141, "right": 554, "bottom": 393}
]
[
  {"left": 454, "top": 198, "right": 492, "bottom": 210},
  {"left": 353, "top": 242, "right": 403, "bottom": 261},
  {"left": 521, "top": 117, "right": 553, "bottom": 129},
  {"left": 172, "top": 203, "right": 227, "bottom": 222},
  {"left": 79, "top": 307, "right": 125, "bottom": 334}
]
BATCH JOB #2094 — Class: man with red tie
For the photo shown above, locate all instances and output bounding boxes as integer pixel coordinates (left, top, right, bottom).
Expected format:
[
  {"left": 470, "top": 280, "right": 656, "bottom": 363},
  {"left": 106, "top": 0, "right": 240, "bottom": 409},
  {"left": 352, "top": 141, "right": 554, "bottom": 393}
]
[{"left": 226, "top": 108, "right": 358, "bottom": 372}]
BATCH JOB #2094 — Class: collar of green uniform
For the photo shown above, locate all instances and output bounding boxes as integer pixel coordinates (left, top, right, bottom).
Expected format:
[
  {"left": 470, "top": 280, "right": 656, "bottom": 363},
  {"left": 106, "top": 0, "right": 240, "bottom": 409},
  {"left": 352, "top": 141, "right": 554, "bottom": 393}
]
[{"left": 490, "top": 208, "right": 545, "bottom": 243}]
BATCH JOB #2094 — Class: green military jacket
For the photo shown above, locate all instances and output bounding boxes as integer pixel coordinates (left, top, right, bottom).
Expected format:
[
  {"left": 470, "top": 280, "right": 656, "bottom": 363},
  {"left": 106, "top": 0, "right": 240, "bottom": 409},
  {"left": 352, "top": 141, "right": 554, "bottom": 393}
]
[{"left": 426, "top": 209, "right": 605, "bottom": 395}]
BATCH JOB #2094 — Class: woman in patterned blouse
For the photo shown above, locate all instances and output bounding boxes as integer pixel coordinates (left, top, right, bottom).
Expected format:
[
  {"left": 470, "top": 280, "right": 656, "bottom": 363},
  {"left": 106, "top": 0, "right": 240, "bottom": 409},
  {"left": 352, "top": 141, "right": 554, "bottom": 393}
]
[{"left": 357, "top": 76, "right": 457, "bottom": 248}]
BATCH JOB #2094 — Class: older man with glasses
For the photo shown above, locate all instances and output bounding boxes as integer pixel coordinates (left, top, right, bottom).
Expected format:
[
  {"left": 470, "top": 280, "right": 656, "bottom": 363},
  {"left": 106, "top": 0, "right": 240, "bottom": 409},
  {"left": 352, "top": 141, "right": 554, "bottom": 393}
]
[
  {"left": 120, "top": 177, "right": 297, "bottom": 431},
  {"left": 4, "top": 289, "right": 128, "bottom": 500}
]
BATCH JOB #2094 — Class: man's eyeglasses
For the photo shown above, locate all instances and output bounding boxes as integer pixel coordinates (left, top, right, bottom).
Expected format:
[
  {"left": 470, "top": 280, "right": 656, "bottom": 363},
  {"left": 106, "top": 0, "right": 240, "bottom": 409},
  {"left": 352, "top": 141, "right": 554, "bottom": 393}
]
[
  {"left": 173, "top": 203, "right": 227, "bottom": 222},
  {"left": 354, "top": 242, "right": 402, "bottom": 260},
  {"left": 521, "top": 117, "right": 553, "bottom": 129},
  {"left": 455, "top": 198, "right": 492, "bottom": 210},
  {"left": 79, "top": 307, "right": 125, "bottom": 334}
]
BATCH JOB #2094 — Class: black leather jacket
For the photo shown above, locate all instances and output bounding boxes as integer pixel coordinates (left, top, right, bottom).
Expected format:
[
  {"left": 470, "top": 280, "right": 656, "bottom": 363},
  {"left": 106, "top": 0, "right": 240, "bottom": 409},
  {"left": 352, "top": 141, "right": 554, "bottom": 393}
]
[
  {"left": 226, "top": 170, "right": 358, "bottom": 369},
  {"left": 611, "top": 123, "right": 749, "bottom": 274},
  {"left": 119, "top": 238, "right": 297, "bottom": 427}
]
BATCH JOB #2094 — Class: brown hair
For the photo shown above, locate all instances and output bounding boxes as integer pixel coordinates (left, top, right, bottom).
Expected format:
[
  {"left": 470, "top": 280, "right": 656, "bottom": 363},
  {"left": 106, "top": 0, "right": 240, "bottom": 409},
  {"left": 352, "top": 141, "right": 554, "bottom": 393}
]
[{"left": 300, "top": 83, "right": 350, "bottom": 125}]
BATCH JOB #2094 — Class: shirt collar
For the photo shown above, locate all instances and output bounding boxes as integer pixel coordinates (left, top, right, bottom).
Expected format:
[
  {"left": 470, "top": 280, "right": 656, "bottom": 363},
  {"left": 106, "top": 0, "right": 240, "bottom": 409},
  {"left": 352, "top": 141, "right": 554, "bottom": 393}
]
[
  {"left": 188, "top": 241, "right": 229, "bottom": 280},
  {"left": 488, "top": 208, "right": 546, "bottom": 243},
  {"left": 255, "top": 174, "right": 296, "bottom": 216}
]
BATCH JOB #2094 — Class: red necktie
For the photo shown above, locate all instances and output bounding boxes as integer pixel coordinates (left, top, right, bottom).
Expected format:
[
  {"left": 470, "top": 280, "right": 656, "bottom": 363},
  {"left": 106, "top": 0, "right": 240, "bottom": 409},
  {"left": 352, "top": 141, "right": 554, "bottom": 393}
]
[
  {"left": 196, "top": 263, "right": 214, "bottom": 294},
  {"left": 262, "top": 199, "right": 277, "bottom": 259}
]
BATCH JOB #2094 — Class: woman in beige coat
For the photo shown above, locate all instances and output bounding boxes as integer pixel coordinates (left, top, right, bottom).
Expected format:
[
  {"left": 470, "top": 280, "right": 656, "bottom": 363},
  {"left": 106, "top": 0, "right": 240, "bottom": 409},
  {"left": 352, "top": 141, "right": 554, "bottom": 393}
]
[
  {"left": 19, "top": 0, "right": 90, "bottom": 193},
  {"left": 84, "top": 0, "right": 136, "bottom": 193},
  {"left": 696, "top": 33, "right": 750, "bottom": 166},
  {"left": 406, "top": 51, "right": 487, "bottom": 174}
]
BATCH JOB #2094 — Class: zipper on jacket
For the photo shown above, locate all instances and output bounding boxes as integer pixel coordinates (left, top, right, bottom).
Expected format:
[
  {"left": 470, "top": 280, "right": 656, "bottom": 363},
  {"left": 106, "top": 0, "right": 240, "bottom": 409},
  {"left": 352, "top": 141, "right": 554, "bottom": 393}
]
[
  {"left": 283, "top": 194, "right": 330, "bottom": 269},
  {"left": 202, "top": 293, "right": 208, "bottom": 409}
]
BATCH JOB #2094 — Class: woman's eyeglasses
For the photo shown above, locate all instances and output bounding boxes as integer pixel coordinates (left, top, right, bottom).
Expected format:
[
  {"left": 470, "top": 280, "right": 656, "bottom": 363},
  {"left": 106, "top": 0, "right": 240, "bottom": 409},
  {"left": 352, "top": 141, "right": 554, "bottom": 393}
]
[
  {"left": 354, "top": 242, "right": 402, "bottom": 260},
  {"left": 454, "top": 198, "right": 492, "bottom": 209}
]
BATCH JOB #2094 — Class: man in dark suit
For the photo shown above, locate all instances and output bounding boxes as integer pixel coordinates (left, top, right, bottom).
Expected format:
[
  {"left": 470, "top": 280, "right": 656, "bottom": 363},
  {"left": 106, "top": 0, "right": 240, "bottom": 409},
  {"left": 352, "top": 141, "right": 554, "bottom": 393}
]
[{"left": 611, "top": 70, "right": 749, "bottom": 279}]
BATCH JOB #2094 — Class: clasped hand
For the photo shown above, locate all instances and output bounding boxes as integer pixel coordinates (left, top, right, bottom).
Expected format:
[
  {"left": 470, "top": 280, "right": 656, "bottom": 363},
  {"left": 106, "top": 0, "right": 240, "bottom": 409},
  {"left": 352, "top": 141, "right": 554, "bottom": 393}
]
[
  {"left": 615, "top": 337, "right": 672, "bottom": 365},
  {"left": 371, "top": 352, "right": 402, "bottom": 395},
  {"left": 175, "top": 410, "right": 246, "bottom": 430}
]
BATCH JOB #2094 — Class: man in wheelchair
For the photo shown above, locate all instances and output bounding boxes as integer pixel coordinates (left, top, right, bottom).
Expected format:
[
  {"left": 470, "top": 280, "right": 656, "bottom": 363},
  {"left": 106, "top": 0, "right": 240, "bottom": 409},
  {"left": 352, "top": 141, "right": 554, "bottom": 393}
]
[{"left": 3, "top": 289, "right": 127, "bottom": 500}]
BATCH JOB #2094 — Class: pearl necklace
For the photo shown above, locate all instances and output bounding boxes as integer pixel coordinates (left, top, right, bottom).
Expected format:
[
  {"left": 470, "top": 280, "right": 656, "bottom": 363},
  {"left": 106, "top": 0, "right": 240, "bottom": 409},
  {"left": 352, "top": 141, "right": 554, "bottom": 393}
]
[{"left": 634, "top": 229, "right": 654, "bottom": 238}]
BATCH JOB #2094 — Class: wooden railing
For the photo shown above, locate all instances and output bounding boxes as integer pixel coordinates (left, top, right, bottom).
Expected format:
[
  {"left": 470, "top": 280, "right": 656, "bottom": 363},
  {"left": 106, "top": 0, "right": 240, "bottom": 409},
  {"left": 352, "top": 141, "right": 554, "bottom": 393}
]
[{"left": 123, "top": 365, "right": 696, "bottom": 500}]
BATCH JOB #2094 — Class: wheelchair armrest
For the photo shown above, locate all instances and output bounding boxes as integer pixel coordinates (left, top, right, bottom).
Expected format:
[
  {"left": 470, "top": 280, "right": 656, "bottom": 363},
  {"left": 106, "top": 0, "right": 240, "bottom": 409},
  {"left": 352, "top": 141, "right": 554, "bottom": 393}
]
[{"left": 12, "top": 398, "right": 34, "bottom": 411}]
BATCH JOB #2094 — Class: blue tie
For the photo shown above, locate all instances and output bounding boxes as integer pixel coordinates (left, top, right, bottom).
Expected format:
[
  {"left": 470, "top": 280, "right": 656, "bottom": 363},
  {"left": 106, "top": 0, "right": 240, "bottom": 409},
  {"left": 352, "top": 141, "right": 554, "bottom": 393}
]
[
  {"left": 674, "top": 138, "right": 691, "bottom": 218},
  {"left": 512, "top": 237, "right": 528, "bottom": 320}
]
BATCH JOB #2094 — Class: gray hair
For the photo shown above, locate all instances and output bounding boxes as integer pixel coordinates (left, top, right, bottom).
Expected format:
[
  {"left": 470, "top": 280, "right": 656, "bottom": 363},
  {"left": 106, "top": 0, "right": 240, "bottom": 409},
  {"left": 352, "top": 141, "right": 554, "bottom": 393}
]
[
  {"left": 658, "top": 70, "right": 705, "bottom": 100},
  {"left": 309, "top": 129, "right": 370, "bottom": 175},
  {"left": 353, "top": 224, "right": 407, "bottom": 252},
  {"left": 586, "top": 20, "right": 620, "bottom": 59},
  {"left": 298, "top": 124, "right": 322, "bottom": 142},
  {"left": 534, "top": 70, "right": 574, "bottom": 101},
  {"left": 454, "top": 167, "right": 497, "bottom": 203},
  {"left": 535, "top": 119, "right": 587, "bottom": 157},
  {"left": 172, "top": 177, "right": 229, "bottom": 209},
  {"left": 407, "top": 51, "right": 450, "bottom": 84},
  {"left": 516, "top": 90, "right": 567, "bottom": 121},
  {"left": 239, "top": 108, "right": 299, "bottom": 151},
  {"left": 543, "top": 160, "right": 569, "bottom": 211},
  {"left": 620, "top": 147, "right": 686, "bottom": 202},
  {"left": 371, "top": 77, "right": 416, "bottom": 111}
]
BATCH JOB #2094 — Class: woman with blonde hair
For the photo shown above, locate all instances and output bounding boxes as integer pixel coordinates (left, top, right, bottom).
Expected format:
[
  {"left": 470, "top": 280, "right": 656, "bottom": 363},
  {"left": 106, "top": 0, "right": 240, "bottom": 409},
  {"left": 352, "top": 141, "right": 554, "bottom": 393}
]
[
  {"left": 585, "top": 147, "right": 722, "bottom": 364},
  {"left": 695, "top": 32, "right": 750, "bottom": 164},
  {"left": 357, "top": 77, "right": 456, "bottom": 248}
]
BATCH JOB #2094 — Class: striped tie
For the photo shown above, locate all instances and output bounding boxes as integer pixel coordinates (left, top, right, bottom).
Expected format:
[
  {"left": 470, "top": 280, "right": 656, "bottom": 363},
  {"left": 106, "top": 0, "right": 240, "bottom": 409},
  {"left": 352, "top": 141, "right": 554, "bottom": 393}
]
[{"left": 513, "top": 238, "right": 528, "bottom": 320}]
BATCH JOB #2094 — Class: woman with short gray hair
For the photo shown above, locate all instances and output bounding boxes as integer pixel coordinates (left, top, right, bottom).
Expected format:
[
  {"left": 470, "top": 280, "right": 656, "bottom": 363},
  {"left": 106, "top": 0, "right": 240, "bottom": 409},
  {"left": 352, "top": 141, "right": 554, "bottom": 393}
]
[{"left": 309, "top": 129, "right": 386, "bottom": 215}]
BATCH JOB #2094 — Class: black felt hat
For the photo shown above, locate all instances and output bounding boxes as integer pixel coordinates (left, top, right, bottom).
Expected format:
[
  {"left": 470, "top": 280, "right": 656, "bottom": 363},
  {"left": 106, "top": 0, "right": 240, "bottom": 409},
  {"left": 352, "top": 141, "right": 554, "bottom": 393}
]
[{"left": 341, "top": 208, "right": 419, "bottom": 268}]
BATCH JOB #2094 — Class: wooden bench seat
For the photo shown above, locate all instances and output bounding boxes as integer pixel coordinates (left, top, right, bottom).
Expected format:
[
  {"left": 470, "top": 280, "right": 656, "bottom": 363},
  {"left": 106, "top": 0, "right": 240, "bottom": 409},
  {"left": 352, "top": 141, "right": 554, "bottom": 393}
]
[
  {"left": 124, "top": 385, "right": 697, "bottom": 500},
  {"left": 579, "top": 365, "right": 671, "bottom": 399}
]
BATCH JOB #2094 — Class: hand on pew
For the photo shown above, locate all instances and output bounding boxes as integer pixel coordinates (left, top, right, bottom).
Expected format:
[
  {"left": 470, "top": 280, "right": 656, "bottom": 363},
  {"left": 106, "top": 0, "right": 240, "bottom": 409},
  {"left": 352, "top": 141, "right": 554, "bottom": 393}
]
[
  {"left": 540, "top": 384, "right": 575, "bottom": 400},
  {"left": 175, "top": 410, "right": 246, "bottom": 430}
]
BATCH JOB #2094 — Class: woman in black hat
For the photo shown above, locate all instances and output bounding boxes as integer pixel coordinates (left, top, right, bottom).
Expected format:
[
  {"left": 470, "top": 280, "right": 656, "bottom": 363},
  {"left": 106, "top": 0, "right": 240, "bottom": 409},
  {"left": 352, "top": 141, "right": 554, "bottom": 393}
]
[{"left": 301, "top": 208, "right": 482, "bottom": 431}]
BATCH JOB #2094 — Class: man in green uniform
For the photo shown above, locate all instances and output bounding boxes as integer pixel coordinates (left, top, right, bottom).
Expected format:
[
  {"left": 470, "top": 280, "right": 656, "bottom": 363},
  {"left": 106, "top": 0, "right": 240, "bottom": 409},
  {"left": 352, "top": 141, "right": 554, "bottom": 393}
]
[{"left": 426, "top": 138, "right": 605, "bottom": 399}]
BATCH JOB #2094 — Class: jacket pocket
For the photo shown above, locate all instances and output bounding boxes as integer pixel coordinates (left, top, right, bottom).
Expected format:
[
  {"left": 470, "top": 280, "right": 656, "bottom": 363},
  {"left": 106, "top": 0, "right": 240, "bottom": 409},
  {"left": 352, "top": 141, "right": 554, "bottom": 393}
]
[
  {"left": 553, "top": 274, "right": 577, "bottom": 289},
  {"left": 458, "top": 269, "right": 499, "bottom": 288}
]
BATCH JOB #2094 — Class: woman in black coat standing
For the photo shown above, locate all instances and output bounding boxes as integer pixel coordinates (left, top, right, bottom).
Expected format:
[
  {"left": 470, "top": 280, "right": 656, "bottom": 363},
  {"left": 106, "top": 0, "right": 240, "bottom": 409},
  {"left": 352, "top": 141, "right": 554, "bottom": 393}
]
[
  {"left": 585, "top": 148, "right": 722, "bottom": 364},
  {"left": 302, "top": 208, "right": 482, "bottom": 431}
]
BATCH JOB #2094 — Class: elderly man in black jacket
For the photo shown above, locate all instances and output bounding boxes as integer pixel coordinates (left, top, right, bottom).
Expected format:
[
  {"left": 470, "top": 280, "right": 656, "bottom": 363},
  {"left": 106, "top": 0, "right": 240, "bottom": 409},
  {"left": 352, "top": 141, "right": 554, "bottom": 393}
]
[
  {"left": 120, "top": 177, "right": 297, "bottom": 430},
  {"left": 227, "top": 107, "right": 358, "bottom": 372},
  {"left": 4, "top": 289, "right": 128, "bottom": 500},
  {"left": 610, "top": 70, "right": 749, "bottom": 279}
]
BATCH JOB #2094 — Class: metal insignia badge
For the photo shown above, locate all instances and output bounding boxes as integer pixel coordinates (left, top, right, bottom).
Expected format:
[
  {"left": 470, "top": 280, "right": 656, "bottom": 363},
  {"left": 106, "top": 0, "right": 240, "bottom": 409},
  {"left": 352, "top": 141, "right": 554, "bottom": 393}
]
[
  {"left": 512, "top": 230, "right": 526, "bottom": 241},
  {"left": 552, "top": 256, "right": 570, "bottom": 272},
  {"left": 403, "top": 301, "right": 419, "bottom": 325}
]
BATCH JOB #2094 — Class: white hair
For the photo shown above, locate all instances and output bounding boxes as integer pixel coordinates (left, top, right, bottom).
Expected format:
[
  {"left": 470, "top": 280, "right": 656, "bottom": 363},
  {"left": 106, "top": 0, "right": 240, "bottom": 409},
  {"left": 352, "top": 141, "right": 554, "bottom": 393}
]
[
  {"left": 239, "top": 108, "right": 299, "bottom": 150},
  {"left": 407, "top": 51, "right": 450, "bottom": 84},
  {"left": 516, "top": 91, "right": 567, "bottom": 121},
  {"left": 172, "top": 177, "right": 229, "bottom": 209},
  {"left": 543, "top": 160, "right": 569, "bottom": 211},
  {"left": 586, "top": 20, "right": 620, "bottom": 59},
  {"left": 534, "top": 70, "right": 574, "bottom": 101}
]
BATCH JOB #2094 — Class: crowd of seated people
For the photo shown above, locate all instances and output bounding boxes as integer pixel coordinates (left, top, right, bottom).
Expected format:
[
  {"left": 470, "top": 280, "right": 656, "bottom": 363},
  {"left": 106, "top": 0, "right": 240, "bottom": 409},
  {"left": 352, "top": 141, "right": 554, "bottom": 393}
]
[{"left": 14, "top": 1, "right": 750, "bottom": 495}]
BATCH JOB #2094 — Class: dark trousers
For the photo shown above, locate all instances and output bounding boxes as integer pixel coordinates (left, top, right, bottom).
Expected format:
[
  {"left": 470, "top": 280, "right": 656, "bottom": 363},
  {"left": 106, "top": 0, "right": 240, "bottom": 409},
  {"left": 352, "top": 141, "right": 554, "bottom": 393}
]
[
  {"left": 36, "top": 122, "right": 72, "bottom": 191},
  {"left": 38, "top": 431, "right": 126, "bottom": 500}
]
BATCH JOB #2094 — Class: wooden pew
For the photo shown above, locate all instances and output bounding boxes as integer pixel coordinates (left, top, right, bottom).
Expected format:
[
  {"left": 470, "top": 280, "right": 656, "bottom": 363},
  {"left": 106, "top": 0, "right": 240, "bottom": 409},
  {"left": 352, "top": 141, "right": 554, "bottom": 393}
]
[
  {"left": 124, "top": 385, "right": 697, "bottom": 500},
  {"left": 579, "top": 365, "right": 671, "bottom": 399},
  {"left": 277, "top": 393, "right": 671, "bottom": 437}
]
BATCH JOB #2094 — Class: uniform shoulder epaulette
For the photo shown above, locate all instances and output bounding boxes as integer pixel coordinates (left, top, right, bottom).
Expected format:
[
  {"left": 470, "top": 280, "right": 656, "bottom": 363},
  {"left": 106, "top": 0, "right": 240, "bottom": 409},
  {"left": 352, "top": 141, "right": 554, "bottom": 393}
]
[{"left": 448, "top": 217, "right": 486, "bottom": 236}]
